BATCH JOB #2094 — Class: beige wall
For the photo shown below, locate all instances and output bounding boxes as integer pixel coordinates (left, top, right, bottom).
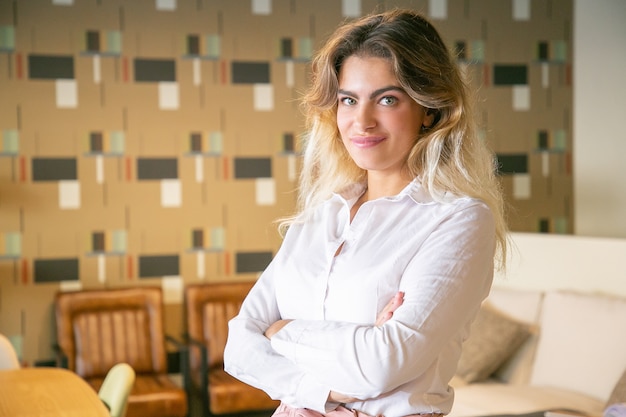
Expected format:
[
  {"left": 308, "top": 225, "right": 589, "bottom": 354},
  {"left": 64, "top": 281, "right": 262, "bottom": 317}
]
[
  {"left": 0, "top": 0, "right": 574, "bottom": 366},
  {"left": 573, "top": 0, "right": 626, "bottom": 238}
]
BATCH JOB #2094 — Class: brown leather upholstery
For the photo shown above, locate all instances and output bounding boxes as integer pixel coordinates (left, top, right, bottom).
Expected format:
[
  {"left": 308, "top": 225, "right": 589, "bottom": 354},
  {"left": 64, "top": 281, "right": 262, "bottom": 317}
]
[
  {"left": 55, "top": 286, "right": 188, "bottom": 417},
  {"left": 185, "top": 281, "right": 280, "bottom": 416}
]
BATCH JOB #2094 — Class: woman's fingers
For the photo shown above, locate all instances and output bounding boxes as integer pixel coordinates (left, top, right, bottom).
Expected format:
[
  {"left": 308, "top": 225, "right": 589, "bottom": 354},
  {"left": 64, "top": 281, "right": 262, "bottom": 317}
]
[{"left": 375, "top": 291, "right": 405, "bottom": 326}]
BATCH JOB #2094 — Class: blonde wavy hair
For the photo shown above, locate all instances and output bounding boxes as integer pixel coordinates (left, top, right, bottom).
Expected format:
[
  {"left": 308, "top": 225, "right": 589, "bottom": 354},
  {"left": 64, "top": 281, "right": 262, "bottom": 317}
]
[{"left": 282, "top": 8, "right": 508, "bottom": 268}]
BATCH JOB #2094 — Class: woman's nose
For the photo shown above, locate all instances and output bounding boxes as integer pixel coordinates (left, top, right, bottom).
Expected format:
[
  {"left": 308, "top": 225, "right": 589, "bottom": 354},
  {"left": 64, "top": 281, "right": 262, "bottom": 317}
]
[{"left": 354, "top": 104, "right": 376, "bottom": 130}]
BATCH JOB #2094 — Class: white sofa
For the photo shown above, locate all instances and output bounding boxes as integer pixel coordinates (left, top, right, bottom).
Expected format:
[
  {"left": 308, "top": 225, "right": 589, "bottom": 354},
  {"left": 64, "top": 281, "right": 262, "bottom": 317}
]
[{"left": 448, "top": 233, "right": 626, "bottom": 417}]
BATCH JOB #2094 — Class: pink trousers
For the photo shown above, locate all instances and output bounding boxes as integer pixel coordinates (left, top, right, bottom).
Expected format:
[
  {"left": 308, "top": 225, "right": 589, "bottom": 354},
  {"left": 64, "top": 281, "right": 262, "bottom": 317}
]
[{"left": 271, "top": 403, "right": 444, "bottom": 417}]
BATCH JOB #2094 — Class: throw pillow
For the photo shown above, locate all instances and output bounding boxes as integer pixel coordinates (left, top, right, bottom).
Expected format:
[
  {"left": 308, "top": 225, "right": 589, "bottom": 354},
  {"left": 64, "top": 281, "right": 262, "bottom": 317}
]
[
  {"left": 455, "top": 303, "right": 532, "bottom": 383},
  {"left": 606, "top": 369, "right": 626, "bottom": 408}
]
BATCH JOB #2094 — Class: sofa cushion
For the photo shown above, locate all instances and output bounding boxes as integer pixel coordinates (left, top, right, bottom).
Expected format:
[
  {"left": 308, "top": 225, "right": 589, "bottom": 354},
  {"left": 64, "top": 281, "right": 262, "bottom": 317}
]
[
  {"left": 448, "top": 382, "right": 605, "bottom": 417},
  {"left": 456, "top": 303, "right": 532, "bottom": 383},
  {"left": 530, "top": 291, "right": 626, "bottom": 402},
  {"left": 606, "top": 369, "right": 626, "bottom": 407},
  {"left": 487, "top": 287, "right": 544, "bottom": 385}
]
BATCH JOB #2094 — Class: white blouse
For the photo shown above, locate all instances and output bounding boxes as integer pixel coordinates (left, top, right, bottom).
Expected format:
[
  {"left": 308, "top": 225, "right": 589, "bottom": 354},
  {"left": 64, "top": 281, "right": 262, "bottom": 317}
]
[{"left": 224, "top": 178, "right": 496, "bottom": 417}]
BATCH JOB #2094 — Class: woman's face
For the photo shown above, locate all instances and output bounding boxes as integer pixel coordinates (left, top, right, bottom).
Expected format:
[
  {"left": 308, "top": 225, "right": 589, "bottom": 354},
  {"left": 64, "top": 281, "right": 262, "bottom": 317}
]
[{"left": 336, "top": 55, "right": 432, "bottom": 179}]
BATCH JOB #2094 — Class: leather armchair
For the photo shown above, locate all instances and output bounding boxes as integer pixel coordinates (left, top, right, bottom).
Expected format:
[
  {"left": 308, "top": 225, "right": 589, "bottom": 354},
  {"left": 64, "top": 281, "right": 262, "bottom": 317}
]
[
  {"left": 185, "top": 281, "right": 279, "bottom": 417},
  {"left": 54, "top": 286, "right": 188, "bottom": 417}
]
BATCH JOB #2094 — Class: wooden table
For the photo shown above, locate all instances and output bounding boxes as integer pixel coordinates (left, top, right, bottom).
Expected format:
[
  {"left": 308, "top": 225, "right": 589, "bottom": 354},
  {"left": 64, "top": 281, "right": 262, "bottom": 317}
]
[{"left": 0, "top": 367, "right": 110, "bottom": 417}]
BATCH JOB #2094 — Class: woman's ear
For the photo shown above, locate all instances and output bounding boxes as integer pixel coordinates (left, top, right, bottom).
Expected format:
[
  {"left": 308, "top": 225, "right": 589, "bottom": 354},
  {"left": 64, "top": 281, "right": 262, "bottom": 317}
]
[{"left": 422, "top": 108, "right": 436, "bottom": 129}]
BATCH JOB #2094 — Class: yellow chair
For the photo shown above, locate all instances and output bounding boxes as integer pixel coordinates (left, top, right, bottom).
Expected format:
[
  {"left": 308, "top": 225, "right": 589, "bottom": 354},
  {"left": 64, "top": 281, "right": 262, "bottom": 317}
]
[
  {"left": 0, "top": 333, "right": 20, "bottom": 370},
  {"left": 99, "top": 363, "right": 136, "bottom": 417}
]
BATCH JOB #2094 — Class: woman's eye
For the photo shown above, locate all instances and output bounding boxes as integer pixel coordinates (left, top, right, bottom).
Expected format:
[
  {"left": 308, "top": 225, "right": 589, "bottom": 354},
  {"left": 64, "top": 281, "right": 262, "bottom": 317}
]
[
  {"left": 339, "top": 97, "right": 356, "bottom": 106},
  {"left": 380, "top": 96, "right": 398, "bottom": 106}
]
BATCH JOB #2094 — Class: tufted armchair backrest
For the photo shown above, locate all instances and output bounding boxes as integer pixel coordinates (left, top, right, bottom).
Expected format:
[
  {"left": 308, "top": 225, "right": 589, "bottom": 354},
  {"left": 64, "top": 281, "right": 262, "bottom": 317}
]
[
  {"left": 55, "top": 287, "right": 167, "bottom": 378},
  {"left": 185, "top": 281, "right": 253, "bottom": 371}
]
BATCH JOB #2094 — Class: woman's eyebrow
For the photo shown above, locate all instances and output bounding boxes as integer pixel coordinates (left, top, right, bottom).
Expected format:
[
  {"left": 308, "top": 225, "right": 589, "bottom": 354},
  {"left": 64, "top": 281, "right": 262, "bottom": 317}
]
[{"left": 337, "top": 86, "right": 406, "bottom": 99}]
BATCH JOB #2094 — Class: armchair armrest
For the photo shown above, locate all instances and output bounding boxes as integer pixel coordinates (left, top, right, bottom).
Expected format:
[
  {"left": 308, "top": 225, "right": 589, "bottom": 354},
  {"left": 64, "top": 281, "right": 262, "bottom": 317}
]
[
  {"left": 165, "top": 334, "right": 191, "bottom": 391},
  {"left": 183, "top": 334, "right": 210, "bottom": 394},
  {"left": 53, "top": 344, "right": 69, "bottom": 369}
]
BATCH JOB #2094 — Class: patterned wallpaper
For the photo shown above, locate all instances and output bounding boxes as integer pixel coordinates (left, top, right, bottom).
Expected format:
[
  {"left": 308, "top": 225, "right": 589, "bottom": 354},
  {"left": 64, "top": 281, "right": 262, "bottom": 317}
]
[{"left": 0, "top": 0, "right": 572, "bottom": 365}]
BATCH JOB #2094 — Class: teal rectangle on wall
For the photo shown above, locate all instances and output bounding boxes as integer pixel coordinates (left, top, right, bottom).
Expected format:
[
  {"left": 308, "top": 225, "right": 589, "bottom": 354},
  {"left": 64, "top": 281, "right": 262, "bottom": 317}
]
[
  {"left": 109, "top": 131, "right": 125, "bottom": 154},
  {"left": 2, "top": 129, "right": 19, "bottom": 154},
  {"left": 4, "top": 232, "right": 21, "bottom": 256},
  {"left": 112, "top": 230, "right": 127, "bottom": 253},
  {"left": 205, "top": 35, "right": 220, "bottom": 58},
  {"left": 106, "top": 31, "right": 122, "bottom": 54},
  {"left": 0, "top": 26, "right": 15, "bottom": 50},
  {"left": 209, "top": 132, "right": 223, "bottom": 153}
]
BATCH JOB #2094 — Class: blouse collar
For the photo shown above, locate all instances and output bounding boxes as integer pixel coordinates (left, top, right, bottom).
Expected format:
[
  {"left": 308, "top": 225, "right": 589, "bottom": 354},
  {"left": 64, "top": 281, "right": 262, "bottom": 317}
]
[{"left": 333, "top": 177, "right": 438, "bottom": 206}]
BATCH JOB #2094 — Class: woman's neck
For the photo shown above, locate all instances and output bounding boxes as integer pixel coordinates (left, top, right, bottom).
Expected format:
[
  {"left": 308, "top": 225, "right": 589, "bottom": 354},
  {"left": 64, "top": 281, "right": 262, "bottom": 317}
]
[{"left": 364, "top": 172, "right": 413, "bottom": 201}]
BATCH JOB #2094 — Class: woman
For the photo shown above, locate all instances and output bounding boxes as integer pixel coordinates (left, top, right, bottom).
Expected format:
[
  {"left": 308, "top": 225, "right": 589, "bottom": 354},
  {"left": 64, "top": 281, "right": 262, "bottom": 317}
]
[{"left": 224, "top": 8, "right": 508, "bottom": 417}]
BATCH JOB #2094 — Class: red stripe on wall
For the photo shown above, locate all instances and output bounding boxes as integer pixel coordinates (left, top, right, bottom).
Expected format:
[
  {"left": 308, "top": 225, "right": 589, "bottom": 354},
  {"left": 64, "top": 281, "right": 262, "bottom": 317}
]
[
  {"left": 19, "top": 156, "right": 26, "bottom": 182},
  {"left": 16, "top": 53, "right": 23, "bottom": 79},
  {"left": 221, "top": 60, "right": 227, "bottom": 84},
  {"left": 125, "top": 157, "right": 132, "bottom": 181},
  {"left": 122, "top": 56, "right": 129, "bottom": 83},
  {"left": 126, "top": 255, "right": 133, "bottom": 280},
  {"left": 483, "top": 64, "right": 490, "bottom": 86},
  {"left": 565, "top": 152, "right": 572, "bottom": 175},
  {"left": 21, "top": 259, "right": 28, "bottom": 284},
  {"left": 222, "top": 156, "right": 229, "bottom": 180},
  {"left": 224, "top": 251, "right": 231, "bottom": 276}
]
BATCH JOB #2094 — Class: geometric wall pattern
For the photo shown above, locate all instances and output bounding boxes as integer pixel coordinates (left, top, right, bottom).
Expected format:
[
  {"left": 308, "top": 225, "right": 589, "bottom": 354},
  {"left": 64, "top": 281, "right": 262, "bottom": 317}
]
[{"left": 0, "top": 0, "right": 572, "bottom": 365}]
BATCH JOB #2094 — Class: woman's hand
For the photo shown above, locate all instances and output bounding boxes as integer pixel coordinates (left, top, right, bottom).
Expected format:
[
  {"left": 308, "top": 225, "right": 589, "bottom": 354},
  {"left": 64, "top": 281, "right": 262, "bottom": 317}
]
[
  {"left": 264, "top": 319, "right": 293, "bottom": 339},
  {"left": 375, "top": 291, "right": 404, "bottom": 326},
  {"left": 328, "top": 390, "right": 359, "bottom": 404},
  {"left": 327, "top": 292, "right": 405, "bottom": 405}
]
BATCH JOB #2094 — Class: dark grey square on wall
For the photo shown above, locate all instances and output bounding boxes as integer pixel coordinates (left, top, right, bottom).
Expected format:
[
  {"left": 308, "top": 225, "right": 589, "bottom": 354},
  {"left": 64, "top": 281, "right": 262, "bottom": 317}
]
[
  {"left": 139, "top": 255, "right": 180, "bottom": 277},
  {"left": 32, "top": 158, "right": 77, "bottom": 181},
  {"left": 134, "top": 58, "right": 176, "bottom": 82},
  {"left": 234, "top": 157, "right": 272, "bottom": 179},
  {"left": 236, "top": 251, "right": 273, "bottom": 273},
  {"left": 493, "top": 64, "right": 528, "bottom": 85},
  {"left": 137, "top": 158, "right": 178, "bottom": 180},
  {"left": 497, "top": 154, "right": 528, "bottom": 174},
  {"left": 231, "top": 61, "right": 270, "bottom": 84},
  {"left": 34, "top": 258, "right": 79, "bottom": 283},
  {"left": 28, "top": 55, "right": 75, "bottom": 79}
]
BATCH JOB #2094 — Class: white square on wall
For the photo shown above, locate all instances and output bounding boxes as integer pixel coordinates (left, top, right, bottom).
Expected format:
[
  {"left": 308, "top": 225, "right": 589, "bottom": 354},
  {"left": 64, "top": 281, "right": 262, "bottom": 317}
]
[
  {"left": 161, "top": 179, "right": 182, "bottom": 207},
  {"left": 254, "top": 84, "right": 274, "bottom": 111},
  {"left": 156, "top": 0, "right": 176, "bottom": 11},
  {"left": 59, "top": 180, "right": 80, "bottom": 209},
  {"left": 159, "top": 82, "right": 179, "bottom": 110},
  {"left": 429, "top": 0, "right": 448, "bottom": 19},
  {"left": 256, "top": 177, "right": 276, "bottom": 206},
  {"left": 512, "top": 173, "right": 531, "bottom": 200},
  {"left": 252, "top": 0, "right": 271, "bottom": 15},
  {"left": 56, "top": 79, "right": 78, "bottom": 108},
  {"left": 513, "top": 85, "right": 530, "bottom": 111},
  {"left": 162, "top": 276, "right": 183, "bottom": 304},
  {"left": 513, "top": 0, "right": 531, "bottom": 21},
  {"left": 342, "top": 0, "right": 361, "bottom": 17}
]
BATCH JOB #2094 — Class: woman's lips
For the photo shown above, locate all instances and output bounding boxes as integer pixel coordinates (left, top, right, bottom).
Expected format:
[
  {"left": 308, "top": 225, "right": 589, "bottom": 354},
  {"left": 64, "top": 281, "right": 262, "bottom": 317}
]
[{"left": 350, "top": 136, "right": 385, "bottom": 148}]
